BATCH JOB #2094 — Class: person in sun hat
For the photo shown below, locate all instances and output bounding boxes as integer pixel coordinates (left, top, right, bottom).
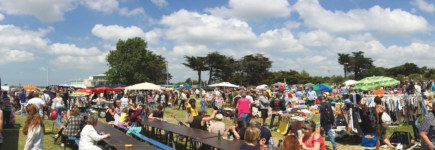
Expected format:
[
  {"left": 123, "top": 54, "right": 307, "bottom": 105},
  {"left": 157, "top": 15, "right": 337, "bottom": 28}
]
[{"left": 208, "top": 114, "right": 226, "bottom": 134}]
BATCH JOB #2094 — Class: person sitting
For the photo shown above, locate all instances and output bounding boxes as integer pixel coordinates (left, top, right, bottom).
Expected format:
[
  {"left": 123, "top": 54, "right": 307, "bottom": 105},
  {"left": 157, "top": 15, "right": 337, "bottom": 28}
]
[
  {"left": 105, "top": 104, "right": 115, "bottom": 124},
  {"left": 141, "top": 106, "right": 151, "bottom": 119},
  {"left": 281, "top": 135, "right": 300, "bottom": 150},
  {"left": 239, "top": 127, "right": 262, "bottom": 150},
  {"left": 208, "top": 114, "right": 226, "bottom": 134},
  {"left": 149, "top": 105, "right": 164, "bottom": 121},
  {"left": 250, "top": 121, "right": 272, "bottom": 144},
  {"left": 191, "top": 109, "right": 217, "bottom": 131},
  {"left": 128, "top": 105, "right": 142, "bottom": 126},
  {"left": 52, "top": 108, "right": 83, "bottom": 147},
  {"left": 224, "top": 118, "right": 247, "bottom": 140},
  {"left": 117, "top": 108, "right": 129, "bottom": 127},
  {"left": 298, "top": 120, "right": 326, "bottom": 150},
  {"left": 79, "top": 116, "right": 111, "bottom": 150}
]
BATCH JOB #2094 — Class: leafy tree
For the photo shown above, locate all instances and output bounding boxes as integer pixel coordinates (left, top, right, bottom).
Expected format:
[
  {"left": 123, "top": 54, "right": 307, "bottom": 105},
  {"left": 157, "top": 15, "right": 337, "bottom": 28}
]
[
  {"left": 105, "top": 37, "right": 171, "bottom": 85},
  {"left": 185, "top": 78, "right": 191, "bottom": 84},
  {"left": 395, "top": 74, "right": 405, "bottom": 82},
  {"left": 388, "top": 62, "right": 421, "bottom": 76},
  {"left": 240, "top": 54, "right": 273, "bottom": 86},
  {"left": 338, "top": 51, "right": 373, "bottom": 80},
  {"left": 409, "top": 73, "right": 422, "bottom": 81},
  {"left": 206, "top": 52, "right": 226, "bottom": 84},
  {"left": 182, "top": 56, "right": 208, "bottom": 88},
  {"left": 301, "top": 70, "right": 310, "bottom": 77}
]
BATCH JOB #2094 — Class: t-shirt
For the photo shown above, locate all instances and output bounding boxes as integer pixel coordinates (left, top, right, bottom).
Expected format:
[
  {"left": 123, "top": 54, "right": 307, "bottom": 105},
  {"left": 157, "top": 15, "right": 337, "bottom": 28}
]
[
  {"left": 228, "top": 127, "right": 246, "bottom": 140},
  {"left": 240, "top": 143, "right": 260, "bottom": 150},
  {"left": 296, "top": 91, "right": 303, "bottom": 100},
  {"left": 420, "top": 111, "right": 435, "bottom": 150},
  {"left": 19, "top": 92, "right": 26, "bottom": 103},
  {"left": 186, "top": 103, "right": 198, "bottom": 116},
  {"left": 209, "top": 121, "right": 226, "bottom": 134},
  {"left": 260, "top": 126, "right": 272, "bottom": 143},
  {"left": 3, "top": 97, "right": 12, "bottom": 111},
  {"left": 237, "top": 98, "right": 251, "bottom": 115},
  {"left": 27, "top": 98, "right": 46, "bottom": 117},
  {"left": 151, "top": 110, "right": 164, "bottom": 118}
]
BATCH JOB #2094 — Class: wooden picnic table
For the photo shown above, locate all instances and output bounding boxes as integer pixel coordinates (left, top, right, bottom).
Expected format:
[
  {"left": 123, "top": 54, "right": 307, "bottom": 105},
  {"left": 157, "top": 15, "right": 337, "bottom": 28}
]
[
  {"left": 95, "top": 121, "right": 158, "bottom": 150},
  {"left": 196, "top": 138, "right": 280, "bottom": 150},
  {"left": 141, "top": 118, "right": 218, "bottom": 139}
]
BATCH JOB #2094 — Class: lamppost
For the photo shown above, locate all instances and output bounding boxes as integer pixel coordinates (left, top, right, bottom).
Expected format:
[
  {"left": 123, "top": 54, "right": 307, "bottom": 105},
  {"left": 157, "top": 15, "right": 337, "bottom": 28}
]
[
  {"left": 165, "top": 61, "right": 168, "bottom": 85},
  {"left": 344, "top": 63, "right": 348, "bottom": 81}
]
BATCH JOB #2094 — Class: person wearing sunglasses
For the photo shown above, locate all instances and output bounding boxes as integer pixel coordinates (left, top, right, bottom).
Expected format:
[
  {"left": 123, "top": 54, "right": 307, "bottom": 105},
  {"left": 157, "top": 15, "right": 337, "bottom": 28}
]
[{"left": 298, "top": 120, "right": 326, "bottom": 150}]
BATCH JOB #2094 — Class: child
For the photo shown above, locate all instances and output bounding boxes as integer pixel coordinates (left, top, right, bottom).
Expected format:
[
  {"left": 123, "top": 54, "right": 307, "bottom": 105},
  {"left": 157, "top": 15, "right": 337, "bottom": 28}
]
[
  {"left": 117, "top": 108, "right": 129, "bottom": 127},
  {"left": 200, "top": 95, "right": 208, "bottom": 112}
]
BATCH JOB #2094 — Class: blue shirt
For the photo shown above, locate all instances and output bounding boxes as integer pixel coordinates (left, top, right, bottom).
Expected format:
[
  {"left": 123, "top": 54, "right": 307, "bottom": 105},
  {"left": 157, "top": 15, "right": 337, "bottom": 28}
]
[
  {"left": 296, "top": 91, "right": 303, "bottom": 100},
  {"left": 3, "top": 97, "right": 12, "bottom": 111},
  {"left": 19, "top": 92, "right": 26, "bottom": 103},
  {"left": 240, "top": 143, "right": 260, "bottom": 150},
  {"left": 307, "top": 91, "right": 317, "bottom": 101},
  {"left": 260, "top": 126, "right": 272, "bottom": 143},
  {"left": 152, "top": 110, "right": 164, "bottom": 118}
]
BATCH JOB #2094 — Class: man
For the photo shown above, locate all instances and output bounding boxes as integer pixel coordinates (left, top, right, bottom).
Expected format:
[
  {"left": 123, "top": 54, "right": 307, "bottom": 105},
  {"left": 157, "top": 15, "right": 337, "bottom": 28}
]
[
  {"left": 319, "top": 95, "right": 337, "bottom": 150},
  {"left": 19, "top": 89, "right": 26, "bottom": 115},
  {"left": 191, "top": 109, "right": 218, "bottom": 130},
  {"left": 228, "top": 89, "right": 233, "bottom": 103},
  {"left": 27, "top": 91, "right": 48, "bottom": 118},
  {"left": 232, "top": 92, "right": 241, "bottom": 118},
  {"left": 41, "top": 90, "right": 51, "bottom": 120},
  {"left": 296, "top": 90, "right": 303, "bottom": 100},
  {"left": 420, "top": 100, "right": 435, "bottom": 150},
  {"left": 407, "top": 85, "right": 423, "bottom": 142},
  {"left": 307, "top": 87, "right": 317, "bottom": 107},
  {"left": 149, "top": 106, "right": 164, "bottom": 121},
  {"left": 250, "top": 121, "right": 272, "bottom": 143},
  {"left": 209, "top": 114, "right": 226, "bottom": 134},
  {"left": 269, "top": 91, "right": 286, "bottom": 129},
  {"left": 63, "top": 90, "right": 69, "bottom": 111},
  {"left": 259, "top": 91, "right": 270, "bottom": 126},
  {"left": 195, "top": 89, "right": 200, "bottom": 98}
]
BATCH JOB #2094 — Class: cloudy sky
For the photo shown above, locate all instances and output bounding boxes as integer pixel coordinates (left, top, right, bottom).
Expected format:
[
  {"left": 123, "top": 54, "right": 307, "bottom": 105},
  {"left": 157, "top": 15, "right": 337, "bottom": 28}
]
[{"left": 1, "top": 0, "right": 435, "bottom": 86}]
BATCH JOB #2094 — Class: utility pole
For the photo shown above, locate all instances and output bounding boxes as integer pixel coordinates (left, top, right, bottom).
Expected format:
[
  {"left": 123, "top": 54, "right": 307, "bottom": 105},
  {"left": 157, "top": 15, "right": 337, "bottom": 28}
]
[
  {"left": 166, "top": 61, "right": 169, "bottom": 85},
  {"left": 47, "top": 67, "right": 49, "bottom": 86}
]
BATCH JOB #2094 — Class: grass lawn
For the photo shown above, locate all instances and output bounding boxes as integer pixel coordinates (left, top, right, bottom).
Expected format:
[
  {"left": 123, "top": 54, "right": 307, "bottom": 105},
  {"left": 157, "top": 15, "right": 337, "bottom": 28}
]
[{"left": 3, "top": 97, "right": 414, "bottom": 150}]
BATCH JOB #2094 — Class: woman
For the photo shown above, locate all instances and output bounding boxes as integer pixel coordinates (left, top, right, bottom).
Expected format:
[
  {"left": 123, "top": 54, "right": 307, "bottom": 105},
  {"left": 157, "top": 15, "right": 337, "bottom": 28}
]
[
  {"left": 53, "top": 108, "right": 83, "bottom": 147},
  {"left": 53, "top": 93, "right": 63, "bottom": 122},
  {"left": 114, "top": 103, "right": 121, "bottom": 125},
  {"left": 186, "top": 99, "right": 198, "bottom": 117},
  {"left": 200, "top": 94, "right": 208, "bottom": 112},
  {"left": 106, "top": 104, "right": 115, "bottom": 124},
  {"left": 128, "top": 105, "right": 142, "bottom": 126},
  {"left": 225, "top": 118, "right": 247, "bottom": 140},
  {"left": 236, "top": 93, "right": 251, "bottom": 124},
  {"left": 298, "top": 120, "right": 326, "bottom": 150},
  {"left": 120, "top": 94, "right": 129, "bottom": 109},
  {"left": 67, "top": 105, "right": 78, "bottom": 118},
  {"left": 2, "top": 91, "right": 12, "bottom": 128},
  {"left": 141, "top": 106, "right": 151, "bottom": 119},
  {"left": 150, "top": 92, "right": 156, "bottom": 109},
  {"left": 80, "top": 115, "right": 111, "bottom": 150},
  {"left": 282, "top": 135, "right": 300, "bottom": 150},
  {"left": 129, "top": 103, "right": 137, "bottom": 117},
  {"left": 375, "top": 96, "right": 395, "bottom": 150},
  {"left": 23, "top": 104, "right": 45, "bottom": 150},
  {"left": 240, "top": 127, "right": 261, "bottom": 150},
  {"left": 148, "top": 92, "right": 154, "bottom": 107},
  {"left": 173, "top": 92, "right": 179, "bottom": 108}
]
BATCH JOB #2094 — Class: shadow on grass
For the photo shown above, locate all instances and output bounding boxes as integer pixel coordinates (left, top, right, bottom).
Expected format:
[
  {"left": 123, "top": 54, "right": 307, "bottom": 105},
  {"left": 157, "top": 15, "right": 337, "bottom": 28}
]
[{"left": 3, "top": 124, "right": 22, "bottom": 149}]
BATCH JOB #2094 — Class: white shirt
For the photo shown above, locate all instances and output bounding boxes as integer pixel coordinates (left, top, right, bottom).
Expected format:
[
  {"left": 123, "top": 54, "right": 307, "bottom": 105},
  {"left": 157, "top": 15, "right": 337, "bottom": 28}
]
[
  {"left": 120, "top": 98, "right": 129, "bottom": 106},
  {"left": 27, "top": 98, "right": 46, "bottom": 117},
  {"left": 52, "top": 97, "right": 63, "bottom": 109},
  {"left": 79, "top": 125, "right": 108, "bottom": 150},
  {"left": 246, "top": 95, "right": 254, "bottom": 103},
  {"left": 24, "top": 125, "right": 44, "bottom": 150},
  {"left": 215, "top": 90, "right": 220, "bottom": 97}
]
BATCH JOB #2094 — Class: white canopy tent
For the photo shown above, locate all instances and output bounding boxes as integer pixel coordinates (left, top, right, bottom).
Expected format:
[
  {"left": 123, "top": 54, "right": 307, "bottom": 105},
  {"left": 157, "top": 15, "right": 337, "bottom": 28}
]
[
  {"left": 344, "top": 80, "right": 359, "bottom": 86},
  {"left": 256, "top": 84, "right": 268, "bottom": 90},
  {"left": 125, "top": 82, "right": 162, "bottom": 91},
  {"left": 208, "top": 82, "right": 240, "bottom": 88}
]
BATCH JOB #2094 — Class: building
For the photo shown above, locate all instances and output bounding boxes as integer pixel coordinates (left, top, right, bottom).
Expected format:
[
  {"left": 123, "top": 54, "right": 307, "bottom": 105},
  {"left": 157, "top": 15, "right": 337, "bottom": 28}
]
[{"left": 70, "top": 74, "right": 107, "bottom": 88}]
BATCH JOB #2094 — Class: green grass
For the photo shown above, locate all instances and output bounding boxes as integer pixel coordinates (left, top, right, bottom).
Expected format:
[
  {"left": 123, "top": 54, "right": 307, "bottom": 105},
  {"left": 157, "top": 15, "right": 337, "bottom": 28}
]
[{"left": 4, "top": 97, "right": 415, "bottom": 150}]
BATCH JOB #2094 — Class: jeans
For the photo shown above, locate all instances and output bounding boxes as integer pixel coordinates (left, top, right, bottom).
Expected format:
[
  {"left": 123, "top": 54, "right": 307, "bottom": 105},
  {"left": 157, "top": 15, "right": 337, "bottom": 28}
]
[
  {"left": 307, "top": 100, "right": 315, "bottom": 106},
  {"left": 3, "top": 111, "right": 11, "bottom": 128},
  {"left": 320, "top": 124, "right": 337, "bottom": 149},
  {"left": 241, "top": 113, "right": 249, "bottom": 124},
  {"left": 269, "top": 114, "right": 279, "bottom": 128},
  {"left": 409, "top": 116, "right": 420, "bottom": 140},
  {"left": 55, "top": 106, "right": 63, "bottom": 122},
  {"left": 178, "top": 100, "right": 186, "bottom": 110}
]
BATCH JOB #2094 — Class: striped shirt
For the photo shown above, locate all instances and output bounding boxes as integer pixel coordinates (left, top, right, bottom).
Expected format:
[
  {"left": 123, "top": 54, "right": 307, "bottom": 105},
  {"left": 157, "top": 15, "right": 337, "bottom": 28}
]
[{"left": 3, "top": 97, "right": 12, "bottom": 111}]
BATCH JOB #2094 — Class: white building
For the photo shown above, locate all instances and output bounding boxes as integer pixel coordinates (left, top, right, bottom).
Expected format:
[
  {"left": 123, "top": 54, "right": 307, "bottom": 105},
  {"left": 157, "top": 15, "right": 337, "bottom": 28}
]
[{"left": 70, "top": 74, "right": 107, "bottom": 88}]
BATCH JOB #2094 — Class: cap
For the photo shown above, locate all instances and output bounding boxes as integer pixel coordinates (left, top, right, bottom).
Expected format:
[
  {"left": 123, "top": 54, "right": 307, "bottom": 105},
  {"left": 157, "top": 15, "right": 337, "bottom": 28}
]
[
  {"left": 198, "top": 109, "right": 207, "bottom": 114},
  {"left": 216, "top": 114, "right": 223, "bottom": 120},
  {"left": 318, "top": 95, "right": 326, "bottom": 101}
]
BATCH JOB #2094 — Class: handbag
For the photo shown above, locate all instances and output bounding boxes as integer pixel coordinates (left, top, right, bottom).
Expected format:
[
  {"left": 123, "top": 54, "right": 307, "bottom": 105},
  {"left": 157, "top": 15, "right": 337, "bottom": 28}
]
[
  {"left": 50, "top": 109, "right": 57, "bottom": 120},
  {"left": 185, "top": 113, "right": 193, "bottom": 124}
]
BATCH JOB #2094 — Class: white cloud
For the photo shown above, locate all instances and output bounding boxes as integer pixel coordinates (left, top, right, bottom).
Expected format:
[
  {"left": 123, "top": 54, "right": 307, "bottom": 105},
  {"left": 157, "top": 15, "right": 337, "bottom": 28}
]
[
  {"left": 410, "top": 0, "right": 435, "bottom": 13},
  {"left": 0, "top": 25, "right": 53, "bottom": 50},
  {"left": 0, "top": 13, "right": 4, "bottom": 20},
  {"left": 151, "top": 0, "right": 168, "bottom": 8},
  {"left": 49, "top": 43, "right": 101, "bottom": 56},
  {"left": 256, "top": 28, "right": 306, "bottom": 52},
  {"left": 299, "top": 30, "right": 335, "bottom": 46},
  {"left": 80, "top": 0, "right": 118, "bottom": 13},
  {"left": 205, "top": 0, "right": 291, "bottom": 19},
  {"left": 292, "top": 0, "right": 429, "bottom": 35},
  {"left": 119, "top": 7, "right": 145, "bottom": 16},
  {"left": 39, "top": 67, "right": 47, "bottom": 71},
  {"left": 91, "top": 24, "right": 161, "bottom": 44},
  {"left": 49, "top": 52, "right": 108, "bottom": 69},
  {"left": 0, "top": 50, "right": 35, "bottom": 64},
  {"left": 349, "top": 33, "right": 375, "bottom": 41},
  {"left": 160, "top": 9, "right": 257, "bottom": 44},
  {"left": 173, "top": 45, "right": 211, "bottom": 56},
  {"left": 0, "top": 0, "right": 77, "bottom": 22},
  {"left": 284, "top": 21, "right": 300, "bottom": 29}
]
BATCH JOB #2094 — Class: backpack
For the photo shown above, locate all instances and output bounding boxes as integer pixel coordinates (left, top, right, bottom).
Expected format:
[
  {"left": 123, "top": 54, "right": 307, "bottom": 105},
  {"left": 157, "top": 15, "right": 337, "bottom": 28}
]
[
  {"left": 381, "top": 112, "right": 391, "bottom": 128},
  {"left": 322, "top": 103, "right": 335, "bottom": 124}
]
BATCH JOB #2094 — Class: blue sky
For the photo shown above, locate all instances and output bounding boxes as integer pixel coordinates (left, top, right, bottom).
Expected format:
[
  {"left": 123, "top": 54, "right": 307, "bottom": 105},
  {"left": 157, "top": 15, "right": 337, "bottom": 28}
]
[{"left": 1, "top": 0, "right": 435, "bottom": 86}]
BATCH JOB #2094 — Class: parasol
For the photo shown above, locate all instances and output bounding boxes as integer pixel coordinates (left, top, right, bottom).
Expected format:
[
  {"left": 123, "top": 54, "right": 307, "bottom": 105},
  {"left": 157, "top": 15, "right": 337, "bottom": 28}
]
[
  {"left": 305, "top": 84, "right": 333, "bottom": 92},
  {"left": 208, "top": 82, "right": 239, "bottom": 88},
  {"left": 75, "top": 88, "right": 93, "bottom": 94},
  {"left": 71, "top": 92, "right": 89, "bottom": 96},
  {"left": 256, "top": 84, "right": 268, "bottom": 90},
  {"left": 23, "top": 86, "right": 38, "bottom": 90},
  {"left": 92, "top": 87, "right": 117, "bottom": 93},
  {"left": 271, "top": 82, "right": 285, "bottom": 87},
  {"left": 344, "top": 80, "right": 359, "bottom": 86},
  {"left": 304, "top": 83, "right": 314, "bottom": 87},
  {"left": 114, "top": 87, "right": 125, "bottom": 90},
  {"left": 353, "top": 76, "right": 400, "bottom": 91}
]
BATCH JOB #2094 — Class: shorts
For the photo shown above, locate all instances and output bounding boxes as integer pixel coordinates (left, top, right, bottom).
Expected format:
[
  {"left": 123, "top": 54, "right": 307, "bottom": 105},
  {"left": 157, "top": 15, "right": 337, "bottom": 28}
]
[
  {"left": 376, "top": 124, "right": 387, "bottom": 136},
  {"left": 21, "top": 103, "right": 26, "bottom": 109},
  {"left": 260, "top": 109, "right": 268, "bottom": 119}
]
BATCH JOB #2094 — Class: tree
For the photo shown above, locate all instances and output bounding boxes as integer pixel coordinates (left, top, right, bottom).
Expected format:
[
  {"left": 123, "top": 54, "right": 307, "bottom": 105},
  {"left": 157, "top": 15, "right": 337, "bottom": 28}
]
[
  {"left": 206, "top": 52, "right": 226, "bottom": 84},
  {"left": 338, "top": 51, "right": 373, "bottom": 80},
  {"left": 388, "top": 63, "right": 421, "bottom": 76},
  {"left": 105, "top": 37, "right": 171, "bottom": 85},
  {"left": 240, "top": 54, "right": 273, "bottom": 86},
  {"left": 185, "top": 78, "right": 191, "bottom": 84},
  {"left": 182, "top": 56, "right": 208, "bottom": 88},
  {"left": 301, "top": 70, "right": 310, "bottom": 77},
  {"left": 395, "top": 74, "right": 405, "bottom": 82}
]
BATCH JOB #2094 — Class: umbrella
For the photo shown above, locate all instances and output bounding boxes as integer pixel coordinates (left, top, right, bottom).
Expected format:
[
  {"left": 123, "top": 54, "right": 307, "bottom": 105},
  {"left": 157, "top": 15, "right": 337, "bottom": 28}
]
[
  {"left": 114, "top": 87, "right": 125, "bottom": 90},
  {"left": 183, "top": 84, "right": 190, "bottom": 87},
  {"left": 109, "top": 84, "right": 126, "bottom": 88},
  {"left": 93, "top": 87, "right": 117, "bottom": 93},
  {"left": 304, "top": 83, "right": 314, "bottom": 87},
  {"left": 71, "top": 92, "right": 89, "bottom": 96},
  {"left": 208, "top": 82, "right": 239, "bottom": 88},
  {"left": 353, "top": 76, "right": 400, "bottom": 91},
  {"left": 271, "top": 82, "right": 285, "bottom": 87},
  {"left": 306, "top": 84, "right": 333, "bottom": 92},
  {"left": 23, "top": 86, "right": 38, "bottom": 90},
  {"left": 256, "top": 84, "right": 268, "bottom": 90},
  {"left": 125, "top": 82, "right": 161, "bottom": 90},
  {"left": 344, "top": 80, "right": 359, "bottom": 86},
  {"left": 174, "top": 85, "right": 180, "bottom": 88},
  {"left": 75, "top": 88, "right": 93, "bottom": 94}
]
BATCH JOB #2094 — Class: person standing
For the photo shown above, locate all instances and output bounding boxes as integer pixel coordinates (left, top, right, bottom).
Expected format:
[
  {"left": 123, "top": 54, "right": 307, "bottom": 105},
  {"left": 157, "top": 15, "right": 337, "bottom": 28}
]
[
  {"left": 259, "top": 91, "right": 270, "bottom": 126},
  {"left": 23, "top": 104, "right": 45, "bottom": 150},
  {"left": 269, "top": 92, "right": 285, "bottom": 129},
  {"left": 27, "top": 92, "right": 47, "bottom": 119},
  {"left": 195, "top": 89, "right": 200, "bottom": 98},
  {"left": 374, "top": 96, "right": 395, "bottom": 150},
  {"left": 237, "top": 93, "right": 251, "bottom": 124},
  {"left": 19, "top": 90, "right": 27, "bottom": 115},
  {"left": 52, "top": 93, "right": 63, "bottom": 122},
  {"left": 62, "top": 90, "right": 69, "bottom": 112},
  {"left": 233, "top": 92, "right": 241, "bottom": 118},
  {"left": 307, "top": 87, "right": 317, "bottom": 107},
  {"left": 41, "top": 90, "right": 51, "bottom": 120},
  {"left": 296, "top": 90, "right": 303, "bottom": 100},
  {"left": 2, "top": 91, "right": 12, "bottom": 128},
  {"left": 420, "top": 100, "right": 435, "bottom": 150},
  {"left": 319, "top": 95, "right": 337, "bottom": 150}
]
